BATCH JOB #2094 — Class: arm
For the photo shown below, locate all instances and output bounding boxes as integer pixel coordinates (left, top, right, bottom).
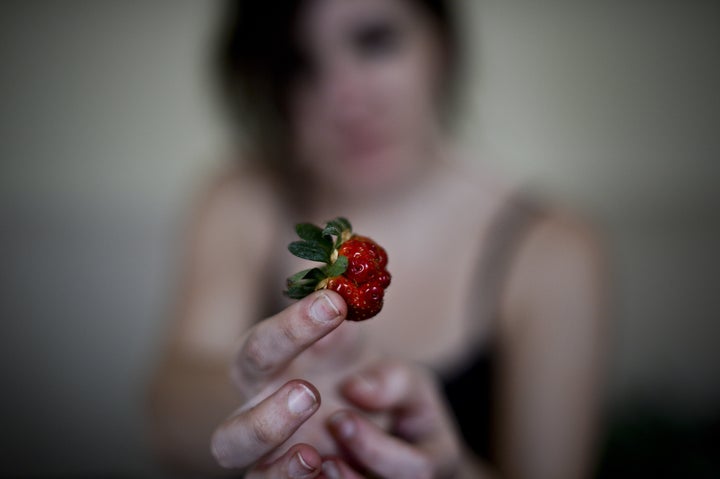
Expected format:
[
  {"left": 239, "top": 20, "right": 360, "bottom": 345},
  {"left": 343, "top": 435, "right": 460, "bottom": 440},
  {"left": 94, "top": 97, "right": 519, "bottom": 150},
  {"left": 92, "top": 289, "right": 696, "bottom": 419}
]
[
  {"left": 495, "top": 213, "right": 608, "bottom": 479},
  {"left": 146, "top": 168, "right": 280, "bottom": 475}
]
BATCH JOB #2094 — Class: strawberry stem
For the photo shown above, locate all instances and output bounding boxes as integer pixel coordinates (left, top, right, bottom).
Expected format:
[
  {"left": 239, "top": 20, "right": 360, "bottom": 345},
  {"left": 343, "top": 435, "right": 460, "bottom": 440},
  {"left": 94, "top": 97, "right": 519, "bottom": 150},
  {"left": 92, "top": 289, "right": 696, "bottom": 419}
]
[{"left": 284, "top": 217, "right": 353, "bottom": 299}]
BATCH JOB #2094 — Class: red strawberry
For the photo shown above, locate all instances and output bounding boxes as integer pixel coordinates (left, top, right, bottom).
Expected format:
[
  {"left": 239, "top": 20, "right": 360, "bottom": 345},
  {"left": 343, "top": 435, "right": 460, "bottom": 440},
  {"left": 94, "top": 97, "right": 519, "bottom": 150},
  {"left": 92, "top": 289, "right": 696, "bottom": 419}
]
[
  {"left": 285, "top": 217, "right": 391, "bottom": 321},
  {"left": 338, "top": 236, "right": 390, "bottom": 285},
  {"left": 325, "top": 277, "right": 384, "bottom": 321}
]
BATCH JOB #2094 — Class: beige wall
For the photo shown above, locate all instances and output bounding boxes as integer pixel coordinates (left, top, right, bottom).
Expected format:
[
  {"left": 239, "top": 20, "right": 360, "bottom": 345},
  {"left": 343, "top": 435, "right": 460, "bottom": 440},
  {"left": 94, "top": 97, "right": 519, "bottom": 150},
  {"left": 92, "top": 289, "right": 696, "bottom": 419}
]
[
  {"left": 459, "top": 1, "right": 720, "bottom": 412},
  {"left": 1, "top": 1, "right": 718, "bottom": 475}
]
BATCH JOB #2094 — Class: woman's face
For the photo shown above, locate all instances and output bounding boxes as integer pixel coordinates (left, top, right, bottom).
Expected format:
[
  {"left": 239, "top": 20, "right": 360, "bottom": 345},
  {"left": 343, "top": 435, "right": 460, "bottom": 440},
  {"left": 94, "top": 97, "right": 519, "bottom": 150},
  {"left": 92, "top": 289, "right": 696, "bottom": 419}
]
[{"left": 290, "top": 0, "right": 445, "bottom": 197}]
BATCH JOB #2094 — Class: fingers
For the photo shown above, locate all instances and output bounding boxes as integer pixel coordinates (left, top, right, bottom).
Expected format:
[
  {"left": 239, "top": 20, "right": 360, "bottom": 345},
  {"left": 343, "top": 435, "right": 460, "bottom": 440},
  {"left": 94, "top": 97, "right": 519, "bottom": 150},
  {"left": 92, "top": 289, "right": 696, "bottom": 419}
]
[
  {"left": 245, "top": 443, "right": 322, "bottom": 479},
  {"left": 327, "top": 410, "right": 433, "bottom": 479},
  {"left": 340, "top": 361, "right": 461, "bottom": 465},
  {"left": 211, "top": 380, "right": 321, "bottom": 469},
  {"left": 341, "top": 360, "right": 432, "bottom": 410},
  {"left": 233, "top": 291, "right": 346, "bottom": 394}
]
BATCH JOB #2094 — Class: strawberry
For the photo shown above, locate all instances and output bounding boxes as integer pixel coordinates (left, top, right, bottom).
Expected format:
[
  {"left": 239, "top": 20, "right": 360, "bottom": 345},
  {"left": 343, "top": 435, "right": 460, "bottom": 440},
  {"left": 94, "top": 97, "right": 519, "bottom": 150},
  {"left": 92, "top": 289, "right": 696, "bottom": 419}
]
[
  {"left": 285, "top": 217, "right": 391, "bottom": 321},
  {"left": 338, "top": 235, "right": 390, "bottom": 285}
]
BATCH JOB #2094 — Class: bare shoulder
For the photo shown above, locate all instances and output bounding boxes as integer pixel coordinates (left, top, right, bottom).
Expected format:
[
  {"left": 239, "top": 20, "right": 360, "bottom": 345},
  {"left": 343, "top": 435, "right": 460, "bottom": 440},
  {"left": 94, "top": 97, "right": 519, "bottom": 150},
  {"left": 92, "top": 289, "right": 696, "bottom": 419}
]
[
  {"left": 188, "top": 162, "right": 282, "bottom": 256},
  {"left": 192, "top": 162, "right": 279, "bottom": 224},
  {"left": 501, "top": 205, "right": 608, "bottom": 324},
  {"left": 524, "top": 208, "right": 605, "bottom": 270}
]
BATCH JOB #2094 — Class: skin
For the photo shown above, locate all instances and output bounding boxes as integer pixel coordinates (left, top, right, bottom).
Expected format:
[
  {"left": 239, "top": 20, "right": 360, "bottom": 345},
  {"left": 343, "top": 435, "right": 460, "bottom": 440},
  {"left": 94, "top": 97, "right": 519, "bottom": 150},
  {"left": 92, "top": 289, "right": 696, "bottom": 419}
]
[{"left": 148, "top": 0, "right": 606, "bottom": 477}]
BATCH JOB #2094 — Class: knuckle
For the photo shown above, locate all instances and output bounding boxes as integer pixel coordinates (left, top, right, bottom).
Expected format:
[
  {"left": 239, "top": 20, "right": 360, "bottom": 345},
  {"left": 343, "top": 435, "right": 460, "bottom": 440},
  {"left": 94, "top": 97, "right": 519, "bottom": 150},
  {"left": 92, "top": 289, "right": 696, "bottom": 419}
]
[
  {"left": 249, "top": 414, "right": 279, "bottom": 447},
  {"left": 278, "top": 318, "right": 302, "bottom": 346},
  {"left": 241, "top": 336, "right": 274, "bottom": 375}
]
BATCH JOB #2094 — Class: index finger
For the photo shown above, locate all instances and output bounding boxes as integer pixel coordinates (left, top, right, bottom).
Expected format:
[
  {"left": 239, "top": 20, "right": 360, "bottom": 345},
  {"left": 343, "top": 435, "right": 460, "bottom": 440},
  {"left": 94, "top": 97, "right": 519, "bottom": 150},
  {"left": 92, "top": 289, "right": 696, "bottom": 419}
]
[
  {"left": 232, "top": 291, "right": 346, "bottom": 395},
  {"left": 211, "top": 379, "right": 321, "bottom": 469}
]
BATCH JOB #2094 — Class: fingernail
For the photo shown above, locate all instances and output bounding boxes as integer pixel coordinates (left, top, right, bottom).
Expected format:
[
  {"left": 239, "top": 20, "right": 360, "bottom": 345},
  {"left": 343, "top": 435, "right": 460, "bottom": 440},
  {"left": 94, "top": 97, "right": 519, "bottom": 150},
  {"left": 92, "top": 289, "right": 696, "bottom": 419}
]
[
  {"left": 328, "top": 411, "right": 356, "bottom": 440},
  {"left": 322, "top": 460, "right": 342, "bottom": 479},
  {"left": 310, "top": 292, "right": 341, "bottom": 323},
  {"left": 288, "top": 384, "right": 317, "bottom": 415},
  {"left": 288, "top": 451, "right": 316, "bottom": 478}
]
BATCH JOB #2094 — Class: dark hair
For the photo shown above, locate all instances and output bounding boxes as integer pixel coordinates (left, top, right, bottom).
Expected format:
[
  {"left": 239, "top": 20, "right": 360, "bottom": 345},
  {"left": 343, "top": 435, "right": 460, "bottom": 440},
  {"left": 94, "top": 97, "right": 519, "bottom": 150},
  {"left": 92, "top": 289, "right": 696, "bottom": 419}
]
[{"left": 214, "top": 0, "right": 460, "bottom": 164}]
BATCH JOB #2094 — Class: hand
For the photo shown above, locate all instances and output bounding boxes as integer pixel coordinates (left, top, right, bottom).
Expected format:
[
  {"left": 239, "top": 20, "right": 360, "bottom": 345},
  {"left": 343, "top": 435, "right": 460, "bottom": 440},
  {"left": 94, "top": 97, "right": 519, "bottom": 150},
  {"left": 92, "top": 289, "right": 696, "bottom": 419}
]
[
  {"left": 321, "top": 360, "right": 462, "bottom": 479},
  {"left": 210, "top": 290, "right": 380, "bottom": 477}
]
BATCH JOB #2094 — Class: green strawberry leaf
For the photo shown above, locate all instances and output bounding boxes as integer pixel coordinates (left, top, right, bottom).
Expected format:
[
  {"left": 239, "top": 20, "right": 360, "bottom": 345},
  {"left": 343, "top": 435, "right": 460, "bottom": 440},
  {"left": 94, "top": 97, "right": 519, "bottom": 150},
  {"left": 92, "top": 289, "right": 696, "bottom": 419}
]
[
  {"left": 288, "top": 241, "right": 331, "bottom": 263},
  {"left": 322, "top": 224, "right": 340, "bottom": 239},
  {"left": 285, "top": 217, "right": 354, "bottom": 299},
  {"left": 304, "top": 267, "right": 326, "bottom": 281},
  {"left": 324, "top": 219, "right": 351, "bottom": 248},
  {"left": 336, "top": 217, "right": 352, "bottom": 232},
  {"left": 285, "top": 283, "right": 317, "bottom": 299},
  {"left": 285, "top": 267, "right": 325, "bottom": 300},
  {"left": 286, "top": 268, "right": 314, "bottom": 284},
  {"left": 323, "top": 255, "right": 348, "bottom": 278},
  {"left": 322, "top": 217, "right": 351, "bottom": 239},
  {"left": 295, "top": 223, "right": 333, "bottom": 255},
  {"left": 296, "top": 223, "right": 324, "bottom": 242}
]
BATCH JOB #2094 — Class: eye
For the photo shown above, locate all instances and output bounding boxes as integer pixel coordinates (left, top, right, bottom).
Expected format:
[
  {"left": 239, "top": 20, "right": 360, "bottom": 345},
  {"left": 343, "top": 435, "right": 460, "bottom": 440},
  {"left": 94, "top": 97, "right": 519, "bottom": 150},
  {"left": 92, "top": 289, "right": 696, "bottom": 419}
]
[{"left": 352, "top": 20, "right": 402, "bottom": 58}]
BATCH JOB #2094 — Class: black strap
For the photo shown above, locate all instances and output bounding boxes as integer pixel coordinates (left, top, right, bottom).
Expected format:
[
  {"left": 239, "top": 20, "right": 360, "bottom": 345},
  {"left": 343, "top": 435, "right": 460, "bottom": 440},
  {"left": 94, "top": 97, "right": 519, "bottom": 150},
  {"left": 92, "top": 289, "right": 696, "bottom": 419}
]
[
  {"left": 443, "top": 191, "right": 546, "bottom": 462},
  {"left": 472, "top": 191, "right": 547, "bottom": 331}
]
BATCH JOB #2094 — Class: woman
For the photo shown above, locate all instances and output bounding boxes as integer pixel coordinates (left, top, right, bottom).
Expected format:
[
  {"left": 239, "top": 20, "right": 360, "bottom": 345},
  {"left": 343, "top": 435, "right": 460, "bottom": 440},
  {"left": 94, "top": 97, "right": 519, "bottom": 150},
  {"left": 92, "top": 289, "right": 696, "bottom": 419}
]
[{"left": 148, "top": 0, "right": 607, "bottom": 477}]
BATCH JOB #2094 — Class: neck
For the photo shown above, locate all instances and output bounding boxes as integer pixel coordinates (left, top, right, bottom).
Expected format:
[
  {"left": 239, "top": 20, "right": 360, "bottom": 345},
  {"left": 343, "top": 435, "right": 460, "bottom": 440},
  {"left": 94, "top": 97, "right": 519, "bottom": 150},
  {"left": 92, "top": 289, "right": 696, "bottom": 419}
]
[{"left": 309, "top": 142, "right": 455, "bottom": 220}]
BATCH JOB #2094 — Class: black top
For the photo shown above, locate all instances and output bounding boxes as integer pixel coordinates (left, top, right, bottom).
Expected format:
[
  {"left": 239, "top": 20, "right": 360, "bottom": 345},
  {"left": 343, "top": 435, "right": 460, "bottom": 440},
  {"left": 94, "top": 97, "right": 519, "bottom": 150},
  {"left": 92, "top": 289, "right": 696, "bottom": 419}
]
[{"left": 440, "top": 194, "right": 545, "bottom": 462}]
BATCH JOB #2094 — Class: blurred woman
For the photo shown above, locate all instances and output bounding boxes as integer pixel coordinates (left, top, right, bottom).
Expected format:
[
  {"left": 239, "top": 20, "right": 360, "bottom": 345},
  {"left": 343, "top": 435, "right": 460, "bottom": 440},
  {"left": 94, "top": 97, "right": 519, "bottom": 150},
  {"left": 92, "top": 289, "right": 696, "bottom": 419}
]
[{"left": 149, "top": 1, "right": 606, "bottom": 477}]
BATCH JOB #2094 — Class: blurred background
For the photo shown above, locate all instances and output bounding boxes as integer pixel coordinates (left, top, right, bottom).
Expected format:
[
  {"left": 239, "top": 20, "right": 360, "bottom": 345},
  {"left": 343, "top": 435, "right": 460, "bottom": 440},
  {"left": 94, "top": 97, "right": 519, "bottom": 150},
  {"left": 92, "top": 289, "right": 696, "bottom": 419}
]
[{"left": 1, "top": 1, "right": 718, "bottom": 477}]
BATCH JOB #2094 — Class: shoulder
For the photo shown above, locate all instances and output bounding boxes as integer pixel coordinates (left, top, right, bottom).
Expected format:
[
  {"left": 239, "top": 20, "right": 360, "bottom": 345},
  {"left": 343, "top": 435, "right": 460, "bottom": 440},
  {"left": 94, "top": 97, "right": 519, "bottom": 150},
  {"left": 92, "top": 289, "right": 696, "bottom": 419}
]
[
  {"left": 523, "top": 208, "right": 605, "bottom": 272},
  {"left": 194, "top": 161, "right": 279, "bottom": 219},
  {"left": 186, "top": 161, "right": 283, "bottom": 263},
  {"left": 500, "top": 204, "right": 608, "bottom": 326}
]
